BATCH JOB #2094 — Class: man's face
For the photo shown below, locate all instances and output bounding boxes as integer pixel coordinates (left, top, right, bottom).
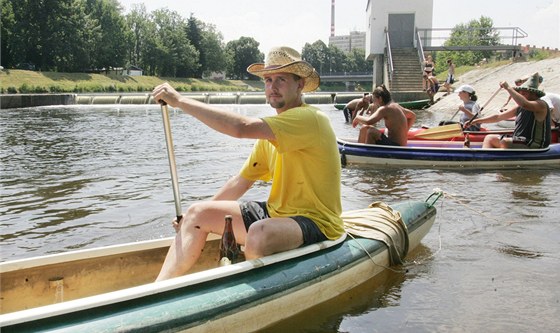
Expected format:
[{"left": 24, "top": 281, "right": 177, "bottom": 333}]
[
  {"left": 518, "top": 89, "right": 536, "bottom": 100},
  {"left": 264, "top": 73, "right": 303, "bottom": 111}
]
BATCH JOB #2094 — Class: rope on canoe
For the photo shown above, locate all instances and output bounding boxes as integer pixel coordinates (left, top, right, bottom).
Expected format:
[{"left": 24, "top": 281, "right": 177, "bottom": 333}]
[{"left": 346, "top": 232, "right": 402, "bottom": 273}]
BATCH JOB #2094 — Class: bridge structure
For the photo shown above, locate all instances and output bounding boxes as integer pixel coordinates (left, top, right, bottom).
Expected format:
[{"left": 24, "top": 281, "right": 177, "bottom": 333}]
[
  {"left": 320, "top": 72, "right": 373, "bottom": 82},
  {"left": 416, "top": 27, "right": 528, "bottom": 53},
  {"left": 319, "top": 72, "right": 373, "bottom": 90}
]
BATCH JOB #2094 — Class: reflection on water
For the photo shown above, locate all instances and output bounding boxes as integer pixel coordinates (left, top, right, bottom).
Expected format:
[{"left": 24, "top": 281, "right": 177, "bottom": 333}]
[
  {"left": 1, "top": 104, "right": 559, "bottom": 332},
  {"left": 496, "top": 243, "right": 544, "bottom": 259}
]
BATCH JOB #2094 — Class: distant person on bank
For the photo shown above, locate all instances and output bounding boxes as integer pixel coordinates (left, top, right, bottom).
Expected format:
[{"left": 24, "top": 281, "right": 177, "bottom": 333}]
[
  {"left": 443, "top": 59, "right": 455, "bottom": 95},
  {"left": 468, "top": 73, "right": 550, "bottom": 149},
  {"left": 424, "top": 73, "right": 440, "bottom": 104}
]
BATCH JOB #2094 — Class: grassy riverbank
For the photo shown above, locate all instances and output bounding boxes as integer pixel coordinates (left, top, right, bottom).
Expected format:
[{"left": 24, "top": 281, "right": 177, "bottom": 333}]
[
  {"left": 0, "top": 69, "right": 265, "bottom": 94},
  {"left": 0, "top": 69, "right": 357, "bottom": 94}
]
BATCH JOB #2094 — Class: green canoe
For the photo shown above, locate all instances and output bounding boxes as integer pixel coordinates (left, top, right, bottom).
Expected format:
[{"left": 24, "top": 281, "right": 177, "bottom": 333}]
[
  {"left": 335, "top": 98, "right": 431, "bottom": 110},
  {"left": 1, "top": 195, "right": 439, "bottom": 332}
]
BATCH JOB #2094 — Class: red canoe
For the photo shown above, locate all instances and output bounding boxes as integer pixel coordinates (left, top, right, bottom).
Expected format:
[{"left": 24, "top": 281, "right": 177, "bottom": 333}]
[{"left": 383, "top": 127, "right": 560, "bottom": 143}]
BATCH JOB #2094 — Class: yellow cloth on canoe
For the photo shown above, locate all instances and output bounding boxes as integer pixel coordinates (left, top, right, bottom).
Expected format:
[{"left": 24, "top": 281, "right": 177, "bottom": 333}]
[{"left": 341, "top": 201, "right": 409, "bottom": 265}]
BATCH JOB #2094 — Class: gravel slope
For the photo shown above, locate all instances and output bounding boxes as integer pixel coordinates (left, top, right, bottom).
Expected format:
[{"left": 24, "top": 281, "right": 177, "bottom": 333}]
[{"left": 426, "top": 57, "right": 560, "bottom": 124}]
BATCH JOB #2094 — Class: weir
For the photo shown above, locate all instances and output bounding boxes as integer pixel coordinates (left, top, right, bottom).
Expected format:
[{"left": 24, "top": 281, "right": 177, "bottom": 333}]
[{"left": 1, "top": 92, "right": 366, "bottom": 109}]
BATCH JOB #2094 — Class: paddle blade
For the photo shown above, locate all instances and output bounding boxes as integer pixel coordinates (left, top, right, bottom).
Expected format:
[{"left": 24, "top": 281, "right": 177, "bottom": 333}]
[{"left": 414, "top": 123, "right": 463, "bottom": 139}]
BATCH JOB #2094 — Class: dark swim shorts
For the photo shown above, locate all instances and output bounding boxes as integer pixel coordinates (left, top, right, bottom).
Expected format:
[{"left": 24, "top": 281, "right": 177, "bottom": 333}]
[
  {"left": 239, "top": 201, "right": 327, "bottom": 245},
  {"left": 376, "top": 133, "right": 400, "bottom": 146}
]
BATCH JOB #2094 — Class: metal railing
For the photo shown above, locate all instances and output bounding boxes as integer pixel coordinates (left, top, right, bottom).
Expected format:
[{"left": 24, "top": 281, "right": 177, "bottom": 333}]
[
  {"left": 416, "top": 27, "right": 528, "bottom": 50},
  {"left": 415, "top": 29, "right": 426, "bottom": 71},
  {"left": 384, "top": 29, "right": 394, "bottom": 85}
]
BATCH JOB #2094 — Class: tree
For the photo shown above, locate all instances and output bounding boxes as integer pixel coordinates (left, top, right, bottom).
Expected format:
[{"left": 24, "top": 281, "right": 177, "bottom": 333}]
[
  {"left": 346, "top": 48, "right": 371, "bottom": 73},
  {"left": 185, "top": 14, "right": 204, "bottom": 78},
  {"left": 125, "top": 4, "right": 150, "bottom": 69},
  {"left": 84, "top": 0, "right": 129, "bottom": 71},
  {"left": 327, "top": 45, "right": 347, "bottom": 73},
  {"left": 303, "top": 41, "right": 371, "bottom": 75},
  {"left": 0, "top": 0, "right": 16, "bottom": 68},
  {"left": 186, "top": 15, "right": 228, "bottom": 78},
  {"left": 199, "top": 22, "right": 227, "bottom": 77},
  {"left": 150, "top": 8, "right": 199, "bottom": 77},
  {"left": 225, "top": 37, "right": 263, "bottom": 80},
  {"left": 302, "top": 41, "right": 329, "bottom": 75},
  {"left": 436, "top": 16, "right": 500, "bottom": 69}
]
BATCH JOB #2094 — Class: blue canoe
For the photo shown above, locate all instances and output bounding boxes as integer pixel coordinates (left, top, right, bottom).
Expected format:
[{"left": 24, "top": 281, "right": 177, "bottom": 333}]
[
  {"left": 338, "top": 138, "right": 560, "bottom": 168},
  {"left": 0, "top": 198, "right": 438, "bottom": 332}
]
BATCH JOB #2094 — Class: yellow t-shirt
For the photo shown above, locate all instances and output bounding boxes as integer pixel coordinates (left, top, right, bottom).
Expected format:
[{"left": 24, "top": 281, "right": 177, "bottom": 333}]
[{"left": 239, "top": 104, "right": 344, "bottom": 240}]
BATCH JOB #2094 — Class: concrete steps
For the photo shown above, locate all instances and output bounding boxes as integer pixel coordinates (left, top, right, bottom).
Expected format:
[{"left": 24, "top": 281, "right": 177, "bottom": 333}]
[{"left": 389, "top": 48, "right": 425, "bottom": 92}]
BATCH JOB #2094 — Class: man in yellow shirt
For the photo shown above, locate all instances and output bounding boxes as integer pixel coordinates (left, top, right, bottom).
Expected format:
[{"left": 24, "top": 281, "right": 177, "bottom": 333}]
[{"left": 152, "top": 46, "right": 344, "bottom": 281}]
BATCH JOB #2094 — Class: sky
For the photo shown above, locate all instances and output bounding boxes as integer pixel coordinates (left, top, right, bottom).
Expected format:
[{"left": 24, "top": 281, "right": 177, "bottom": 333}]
[{"left": 118, "top": 0, "right": 560, "bottom": 54}]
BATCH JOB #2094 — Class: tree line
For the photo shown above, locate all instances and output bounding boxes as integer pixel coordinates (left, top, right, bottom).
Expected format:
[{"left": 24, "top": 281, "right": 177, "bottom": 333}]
[{"left": 0, "top": 0, "right": 371, "bottom": 80}]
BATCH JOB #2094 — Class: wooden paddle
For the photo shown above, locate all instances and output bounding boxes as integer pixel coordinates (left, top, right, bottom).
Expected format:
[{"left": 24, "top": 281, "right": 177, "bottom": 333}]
[
  {"left": 478, "top": 86, "right": 502, "bottom": 113},
  {"left": 413, "top": 123, "right": 463, "bottom": 139},
  {"left": 415, "top": 87, "right": 503, "bottom": 140},
  {"left": 160, "top": 101, "right": 183, "bottom": 222}
]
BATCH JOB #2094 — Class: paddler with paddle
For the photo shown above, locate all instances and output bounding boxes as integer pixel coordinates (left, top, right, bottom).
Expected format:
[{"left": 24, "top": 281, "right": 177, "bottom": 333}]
[
  {"left": 152, "top": 46, "right": 344, "bottom": 281},
  {"left": 467, "top": 72, "right": 551, "bottom": 149}
]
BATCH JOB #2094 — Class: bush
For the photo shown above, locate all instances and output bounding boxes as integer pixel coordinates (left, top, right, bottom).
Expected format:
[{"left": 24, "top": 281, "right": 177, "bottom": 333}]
[
  {"left": 49, "top": 85, "right": 64, "bottom": 93},
  {"left": 529, "top": 49, "right": 550, "bottom": 61},
  {"left": 19, "top": 84, "right": 48, "bottom": 93}
]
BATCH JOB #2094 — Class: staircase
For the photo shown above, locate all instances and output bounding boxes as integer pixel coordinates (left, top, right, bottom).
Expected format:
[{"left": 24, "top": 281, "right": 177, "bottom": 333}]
[{"left": 388, "top": 48, "right": 424, "bottom": 92}]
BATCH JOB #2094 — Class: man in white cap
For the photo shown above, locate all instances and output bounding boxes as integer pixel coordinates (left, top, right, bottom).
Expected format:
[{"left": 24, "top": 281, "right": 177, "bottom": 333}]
[
  {"left": 152, "top": 46, "right": 343, "bottom": 281},
  {"left": 542, "top": 92, "right": 560, "bottom": 126},
  {"left": 469, "top": 72, "right": 550, "bottom": 148}
]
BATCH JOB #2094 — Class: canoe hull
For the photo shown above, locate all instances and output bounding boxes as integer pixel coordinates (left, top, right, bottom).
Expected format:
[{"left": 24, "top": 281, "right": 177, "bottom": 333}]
[
  {"left": 0, "top": 201, "right": 436, "bottom": 332},
  {"left": 338, "top": 138, "right": 560, "bottom": 168}
]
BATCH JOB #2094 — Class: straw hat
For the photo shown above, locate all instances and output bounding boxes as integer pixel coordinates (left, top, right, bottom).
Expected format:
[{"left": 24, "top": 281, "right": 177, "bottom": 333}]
[
  {"left": 514, "top": 72, "right": 545, "bottom": 98},
  {"left": 247, "top": 46, "right": 320, "bottom": 92}
]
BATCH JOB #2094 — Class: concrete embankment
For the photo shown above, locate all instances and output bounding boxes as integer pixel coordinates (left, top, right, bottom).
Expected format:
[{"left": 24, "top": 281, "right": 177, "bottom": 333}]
[
  {"left": 0, "top": 92, "right": 367, "bottom": 109},
  {"left": 0, "top": 94, "right": 76, "bottom": 109},
  {"left": 426, "top": 56, "right": 560, "bottom": 124}
]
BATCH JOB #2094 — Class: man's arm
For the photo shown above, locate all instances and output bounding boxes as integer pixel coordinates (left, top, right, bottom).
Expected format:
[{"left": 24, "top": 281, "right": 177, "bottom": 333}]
[
  {"left": 501, "top": 81, "right": 548, "bottom": 121},
  {"left": 212, "top": 174, "right": 255, "bottom": 201},
  {"left": 471, "top": 107, "right": 516, "bottom": 126},
  {"left": 352, "top": 107, "right": 384, "bottom": 128},
  {"left": 153, "top": 83, "right": 275, "bottom": 140},
  {"left": 403, "top": 108, "right": 416, "bottom": 130}
]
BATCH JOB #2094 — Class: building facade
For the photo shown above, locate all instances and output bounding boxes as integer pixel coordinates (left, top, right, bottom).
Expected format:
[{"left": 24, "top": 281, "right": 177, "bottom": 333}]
[
  {"left": 365, "top": 0, "right": 434, "bottom": 84},
  {"left": 329, "top": 31, "right": 367, "bottom": 53}
]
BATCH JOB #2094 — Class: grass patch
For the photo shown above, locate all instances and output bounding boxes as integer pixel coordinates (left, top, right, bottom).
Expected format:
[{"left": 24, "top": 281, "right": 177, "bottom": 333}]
[{"left": 0, "top": 69, "right": 263, "bottom": 94}]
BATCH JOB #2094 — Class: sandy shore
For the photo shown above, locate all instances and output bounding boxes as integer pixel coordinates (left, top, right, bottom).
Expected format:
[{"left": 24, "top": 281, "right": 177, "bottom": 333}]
[{"left": 426, "top": 56, "right": 560, "bottom": 123}]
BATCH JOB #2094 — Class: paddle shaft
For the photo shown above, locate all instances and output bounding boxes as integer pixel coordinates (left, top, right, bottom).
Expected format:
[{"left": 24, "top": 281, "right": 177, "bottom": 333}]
[
  {"left": 449, "top": 108, "right": 461, "bottom": 121},
  {"left": 479, "top": 86, "right": 502, "bottom": 112},
  {"left": 160, "top": 101, "right": 183, "bottom": 221}
]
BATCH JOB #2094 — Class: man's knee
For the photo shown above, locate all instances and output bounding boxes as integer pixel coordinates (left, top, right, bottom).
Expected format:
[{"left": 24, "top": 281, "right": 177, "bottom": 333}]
[
  {"left": 244, "top": 222, "right": 271, "bottom": 258},
  {"left": 185, "top": 202, "right": 205, "bottom": 220},
  {"left": 483, "top": 135, "right": 500, "bottom": 148},
  {"left": 365, "top": 128, "right": 381, "bottom": 144}
]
